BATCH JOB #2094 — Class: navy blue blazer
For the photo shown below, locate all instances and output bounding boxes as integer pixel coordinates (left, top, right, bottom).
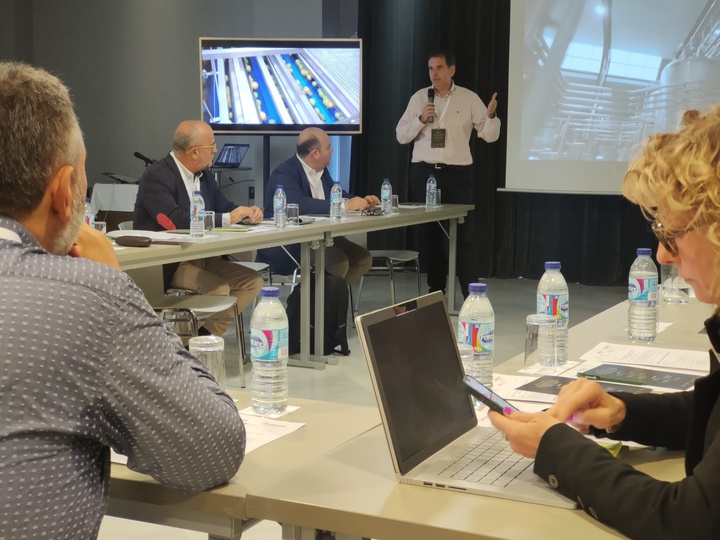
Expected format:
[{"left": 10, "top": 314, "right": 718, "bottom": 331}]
[{"left": 258, "top": 155, "right": 352, "bottom": 275}]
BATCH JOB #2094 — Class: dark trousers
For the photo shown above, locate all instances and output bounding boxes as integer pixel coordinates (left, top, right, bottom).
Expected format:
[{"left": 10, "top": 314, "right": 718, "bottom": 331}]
[{"left": 409, "top": 162, "right": 479, "bottom": 298}]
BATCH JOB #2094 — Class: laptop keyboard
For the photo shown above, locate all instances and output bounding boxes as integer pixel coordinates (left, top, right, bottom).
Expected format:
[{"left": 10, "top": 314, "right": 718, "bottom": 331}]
[{"left": 437, "top": 430, "right": 533, "bottom": 487}]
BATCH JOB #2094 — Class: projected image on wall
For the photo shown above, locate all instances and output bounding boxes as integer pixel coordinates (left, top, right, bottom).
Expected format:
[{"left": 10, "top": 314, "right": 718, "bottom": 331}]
[
  {"left": 521, "top": 0, "right": 720, "bottom": 163},
  {"left": 201, "top": 45, "right": 361, "bottom": 129}
]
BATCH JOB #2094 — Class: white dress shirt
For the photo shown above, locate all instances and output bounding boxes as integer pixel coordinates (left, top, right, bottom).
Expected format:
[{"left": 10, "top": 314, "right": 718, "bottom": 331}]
[
  {"left": 297, "top": 154, "right": 326, "bottom": 199},
  {"left": 396, "top": 82, "right": 501, "bottom": 166},
  {"left": 170, "top": 151, "right": 231, "bottom": 226}
]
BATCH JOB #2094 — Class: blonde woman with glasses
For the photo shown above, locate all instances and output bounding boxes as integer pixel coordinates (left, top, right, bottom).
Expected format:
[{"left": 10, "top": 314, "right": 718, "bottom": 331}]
[{"left": 491, "top": 107, "right": 720, "bottom": 540}]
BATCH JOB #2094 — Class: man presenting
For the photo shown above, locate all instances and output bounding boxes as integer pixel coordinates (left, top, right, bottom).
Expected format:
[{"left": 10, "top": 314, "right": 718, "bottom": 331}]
[
  {"left": 396, "top": 50, "right": 500, "bottom": 297},
  {"left": 0, "top": 62, "right": 245, "bottom": 539},
  {"left": 134, "top": 120, "right": 264, "bottom": 336},
  {"left": 258, "top": 127, "right": 378, "bottom": 284}
]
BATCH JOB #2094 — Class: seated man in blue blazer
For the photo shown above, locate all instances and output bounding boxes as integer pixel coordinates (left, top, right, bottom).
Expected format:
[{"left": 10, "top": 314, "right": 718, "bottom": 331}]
[
  {"left": 258, "top": 127, "right": 379, "bottom": 283},
  {"left": 134, "top": 120, "right": 264, "bottom": 337}
]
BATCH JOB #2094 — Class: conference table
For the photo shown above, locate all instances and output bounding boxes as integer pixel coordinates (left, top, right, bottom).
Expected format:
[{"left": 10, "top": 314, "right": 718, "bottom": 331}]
[
  {"left": 311, "top": 203, "right": 474, "bottom": 360},
  {"left": 244, "top": 299, "right": 713, "bottom": 540},
  {"left": 115, "top": 203, "right": 474, "bottom": 368},
  {"left": 107, "top": 394, "right": 381, "bottom": 539},
  {"left": 115, "top": 220, "right": 328, "bottom": 368}
]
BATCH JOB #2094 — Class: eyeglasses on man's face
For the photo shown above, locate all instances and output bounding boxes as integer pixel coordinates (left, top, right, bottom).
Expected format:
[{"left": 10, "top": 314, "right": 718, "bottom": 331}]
[{"left": 193, "top": 142, "right": 217, "bottom": 152}]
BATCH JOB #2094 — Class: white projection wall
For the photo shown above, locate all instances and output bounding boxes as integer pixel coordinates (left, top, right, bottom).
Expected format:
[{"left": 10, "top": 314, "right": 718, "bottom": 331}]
[{"left": 505, "top": 0, "right": 720, "bottom": 194}]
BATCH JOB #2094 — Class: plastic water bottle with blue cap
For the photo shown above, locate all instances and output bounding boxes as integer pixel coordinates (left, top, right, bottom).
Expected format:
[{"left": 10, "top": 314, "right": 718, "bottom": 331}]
[
  {"left": 537, "top": 261, "right": 569, "bottom": 365},
  {"left": 273, "top": 185, "right": 287, "bottom": 228},
  {"left": 250, "top": 287, "right": 289, "bottom": 416},
  {"left": 458, "top": 282, "right": 495, "bottom": 407},
  {"left": 190, "top": 190, "right": 205, "bottom": 238},
  {"left": 628, "top": 248, "right": 658, "bottom": 342}
]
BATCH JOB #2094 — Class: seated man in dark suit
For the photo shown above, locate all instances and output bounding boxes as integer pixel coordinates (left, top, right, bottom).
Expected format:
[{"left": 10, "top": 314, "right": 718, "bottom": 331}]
[
  {"left": 134, "top": 120, "right": 263, "bottom": 336},
  {"left": 258, "top": 127, "right": 378, "bottom": 284}
]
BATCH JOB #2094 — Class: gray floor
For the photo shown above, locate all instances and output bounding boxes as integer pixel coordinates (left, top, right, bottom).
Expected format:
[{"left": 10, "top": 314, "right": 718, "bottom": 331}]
[{"left": 99, "top": 274, "right": 627, "bottom": 539}]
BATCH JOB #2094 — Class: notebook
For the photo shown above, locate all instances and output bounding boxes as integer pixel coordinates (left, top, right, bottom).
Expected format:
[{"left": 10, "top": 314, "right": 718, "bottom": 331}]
[
  {"left": 213, "top": 143, "right": 250, "bottom": 169},
  {"left": 356, "top": 292, "right": 576, "bottom": 508}
]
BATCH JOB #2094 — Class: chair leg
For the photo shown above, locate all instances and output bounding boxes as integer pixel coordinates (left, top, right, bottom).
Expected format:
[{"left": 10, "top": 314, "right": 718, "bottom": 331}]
[
  {"left": 355, "top": 276, "right": 365, "bottom": 313},
  {"left": 233, "top": 303, "right": 246, "bottom": 388},
  {"left": 348, "top": 283, "right": 356, "bottom": 327},
  {"left": 414, "top": 255, "right": 421, "bottom": 297},
  {"left": 387, "top": 259, "right": 396, "bottom": 305}
]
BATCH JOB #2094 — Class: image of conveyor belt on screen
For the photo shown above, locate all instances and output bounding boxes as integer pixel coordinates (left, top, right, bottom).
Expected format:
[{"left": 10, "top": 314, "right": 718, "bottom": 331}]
[{"left": 201, "top": 46, "right": 360, "bottom": 126}]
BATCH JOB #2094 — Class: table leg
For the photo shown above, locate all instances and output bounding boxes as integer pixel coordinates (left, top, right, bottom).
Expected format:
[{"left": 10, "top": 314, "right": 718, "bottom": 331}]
[
  {"left": 288, "top": 242, "right": 326, "bottom": 370},
  {"left": 313, "top": 234, "right": 338, "bottom": 366},
  {"left": 447, "top": 218, "right": 459, "bottom": 314}
]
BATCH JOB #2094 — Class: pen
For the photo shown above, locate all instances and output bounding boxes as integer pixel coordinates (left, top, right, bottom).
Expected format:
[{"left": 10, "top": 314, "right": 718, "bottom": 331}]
[{"left": 577, "top": 372, "right": 646, "bottom": 386}]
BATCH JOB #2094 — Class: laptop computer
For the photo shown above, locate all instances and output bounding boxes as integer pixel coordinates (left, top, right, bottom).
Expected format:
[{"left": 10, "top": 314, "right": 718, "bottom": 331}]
[
  {"left": 356, "top": 292, "right": 576, "bottom": 509},
  {"left": 213, "top": 143, "right": 250, "bottom": 169}
]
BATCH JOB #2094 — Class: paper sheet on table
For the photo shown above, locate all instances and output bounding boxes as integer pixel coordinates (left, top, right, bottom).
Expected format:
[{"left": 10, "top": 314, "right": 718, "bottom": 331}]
[
  {"left": 397, "top": 204, "right": 425, "bottom": 209},
  {"left": 230, "top": 223, "right": 276, "bottom": 232},
  {"left": 239, "top": 413, "right": 305, "bottom": 453},
  {"left": 580, "top": 342, "right": 708, "bottom": 372},
  {"left": 110, "top": 409, "right": 305, "bottom": 465},
  {"left": 492, "top": 373, "right": 558, "bottom": 404}
]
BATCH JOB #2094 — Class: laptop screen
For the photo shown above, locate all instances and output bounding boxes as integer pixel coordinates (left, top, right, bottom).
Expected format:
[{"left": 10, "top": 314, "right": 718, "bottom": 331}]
[
  {"left": 358, "top": 293, "right": 477, "bottom": 475},
  {"left": 213, "top": 143, "right": 250, "bottom": 168}
]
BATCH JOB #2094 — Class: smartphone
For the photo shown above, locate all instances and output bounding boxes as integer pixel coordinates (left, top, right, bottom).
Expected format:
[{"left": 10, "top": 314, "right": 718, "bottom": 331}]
[{"left": 463, "top": 375, "right": 518, "bottom": 414}]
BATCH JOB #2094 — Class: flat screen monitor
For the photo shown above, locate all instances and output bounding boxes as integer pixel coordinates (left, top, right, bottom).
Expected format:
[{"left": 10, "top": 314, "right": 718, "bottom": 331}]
[{"left": 199, "top": 37, "right": 362, "bottom": 134}]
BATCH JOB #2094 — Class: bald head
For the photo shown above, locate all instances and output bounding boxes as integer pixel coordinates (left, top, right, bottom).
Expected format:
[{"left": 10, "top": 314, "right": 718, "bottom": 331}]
[
  {"left": 296, "top": 127, "right": 332, "bottom": 172},
  {"left": 173, "top": 120, "right": 213, "bottom": 153},
  {"left": 171, "top": 120, "right": 216, "bottom": 173},
  {"left": 296, "top": 127, "right": 326, "bottom": 157}
]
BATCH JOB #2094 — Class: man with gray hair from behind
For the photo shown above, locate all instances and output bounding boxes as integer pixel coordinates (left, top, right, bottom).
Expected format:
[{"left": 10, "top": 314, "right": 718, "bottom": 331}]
[{"left": 0, "top": 62, "right": 246, "bottom": 539}]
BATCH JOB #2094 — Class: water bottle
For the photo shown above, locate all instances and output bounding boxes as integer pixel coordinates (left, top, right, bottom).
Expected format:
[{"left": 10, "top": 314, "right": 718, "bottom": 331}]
[
  {"left": 273, "top": 184, "right": 287, "bottom": 228},
  {"left": 84, "top": 197, "right": 95, "bottom": 227},
  {"left": 537, "top": 261, "right": 569, "bottom": 365},
  {"left": 380, "top": 178, "right": 392, "bottom": 215},
  {"left": 457, "top": 283, "right": 495, "bottom": 406},
  {"left": 628, "top": 248, "right": 658, "bottom": 342},
  {"left": 250, "top": 287, "right": 289, "bottom": 416},
  {"left": 190, "top": 190, "right": 205, "bottom": 238},
  {"left": 330, "top": 180, "right": 343, "bottom": 220},
  {"left": 425, "top": 174, "right": 437, "bottom": 208}
]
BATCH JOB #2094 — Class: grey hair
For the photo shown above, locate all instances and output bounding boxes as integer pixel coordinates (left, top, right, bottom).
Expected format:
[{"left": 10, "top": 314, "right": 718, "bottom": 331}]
[{"left": 0, "top": 62, "right": 83, "bottom": 219}]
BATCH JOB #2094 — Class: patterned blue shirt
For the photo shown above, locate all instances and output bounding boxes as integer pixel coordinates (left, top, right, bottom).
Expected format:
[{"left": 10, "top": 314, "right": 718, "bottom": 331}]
[{"left": 0, "top": 217, "right": 245, "bottom": 539}]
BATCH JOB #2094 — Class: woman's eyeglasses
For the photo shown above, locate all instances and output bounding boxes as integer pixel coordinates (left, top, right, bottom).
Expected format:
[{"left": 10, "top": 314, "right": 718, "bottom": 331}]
[{"left": 651, "top": 216, "right": 699, "bottom": 257}]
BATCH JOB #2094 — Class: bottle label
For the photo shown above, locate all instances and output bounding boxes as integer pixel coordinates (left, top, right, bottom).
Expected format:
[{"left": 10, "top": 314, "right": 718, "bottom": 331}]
[
  {"left": 250, "top": 327, "right": 289, "bottom": 360},
  {"left": 331, "top": 191, "right": 342, "bottom": 204},
  {"left": 274, "top": 198, "right": 285, "bottom": 212},
  {"left": 84, "top": 214, "right": 95, "bottom": 226},
  {"left": 628, "top": 277, "right": 658, "bottom": 304},
  {"left": 537, "top": 293, "right": 569, "bottom": 322},
  {"left": 458, "top": 321, "right": 494, "bottom": 353}
]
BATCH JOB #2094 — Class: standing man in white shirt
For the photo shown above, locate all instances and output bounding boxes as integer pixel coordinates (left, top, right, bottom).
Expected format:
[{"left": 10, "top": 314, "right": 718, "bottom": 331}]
[{"left": 396, "top": 50, "right": 501, "bottom": 298}]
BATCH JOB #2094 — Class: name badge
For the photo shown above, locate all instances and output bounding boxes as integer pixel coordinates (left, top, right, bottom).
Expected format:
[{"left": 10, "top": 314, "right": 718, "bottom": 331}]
[{"left": 431, "top": 128, "right": 446, "bottom": 148}]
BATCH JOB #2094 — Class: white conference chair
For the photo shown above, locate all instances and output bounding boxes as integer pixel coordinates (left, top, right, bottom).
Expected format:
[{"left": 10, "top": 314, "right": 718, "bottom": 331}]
[
  {"left": 355, "top": 249, "right": 421, "bottom": 312},
  {"left": 118, "top": 221, "right": 247, "bottom": 386}
]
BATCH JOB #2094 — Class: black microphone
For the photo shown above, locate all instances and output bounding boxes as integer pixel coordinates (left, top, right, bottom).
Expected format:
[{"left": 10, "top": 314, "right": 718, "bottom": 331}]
[
  {"left": 133, "top": 152, "right": 154, "bottom": 167},
  {"left": 427, "top": 88, "right": 435, "bottom": 123}
]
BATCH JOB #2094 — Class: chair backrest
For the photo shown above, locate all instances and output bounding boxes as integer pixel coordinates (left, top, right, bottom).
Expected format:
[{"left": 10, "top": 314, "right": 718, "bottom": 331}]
[{"left": 118, "top": 221, "right": 133, "bottom": 230}]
